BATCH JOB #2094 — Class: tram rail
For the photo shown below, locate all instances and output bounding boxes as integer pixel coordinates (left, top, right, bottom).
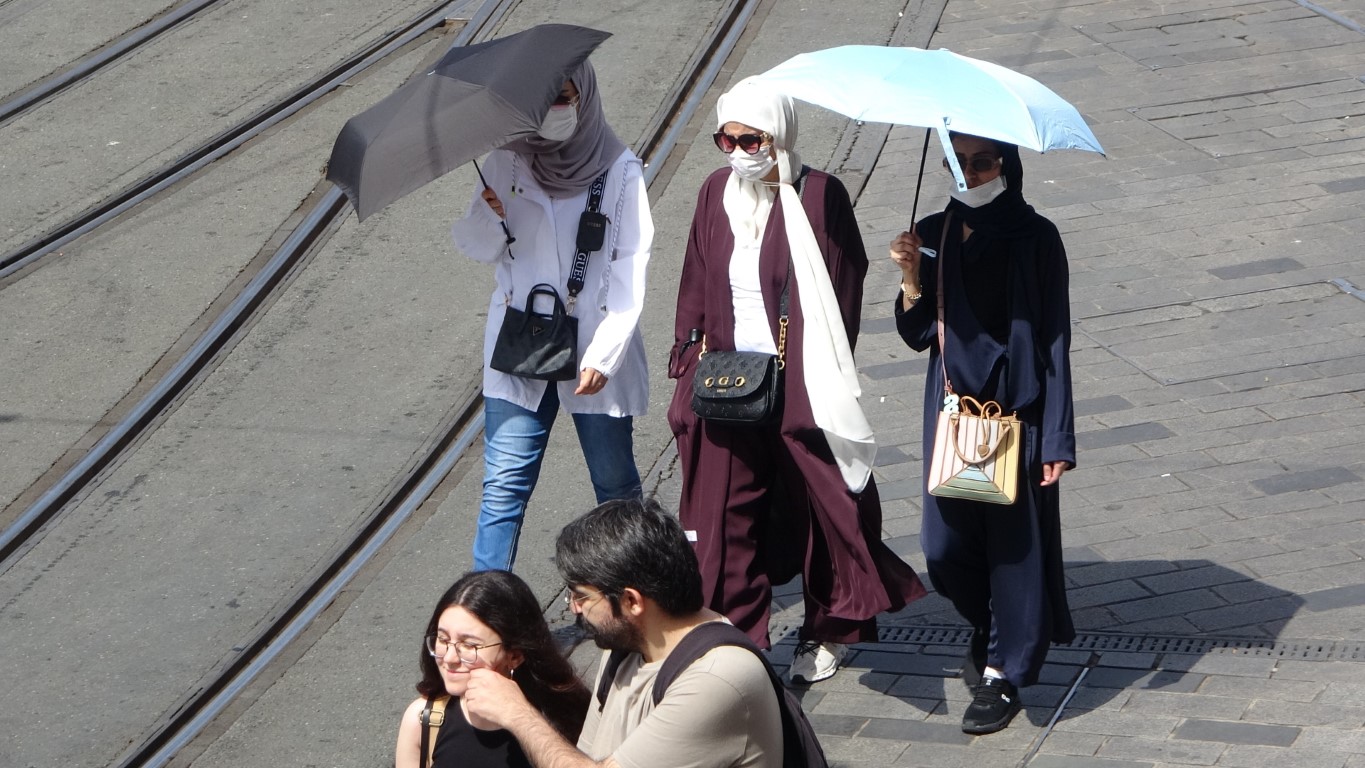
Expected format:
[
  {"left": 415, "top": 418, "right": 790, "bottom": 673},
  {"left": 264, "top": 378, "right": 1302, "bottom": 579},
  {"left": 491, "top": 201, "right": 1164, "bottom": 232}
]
[
  {"left": 0, "top": 0, "right": 480, "bottom": 283},
  {"left": 0, "top": 0, "right": 226, "bottom": 127},
  {"left": 0, "top": 0, "right": 766, "bottom": 764}
]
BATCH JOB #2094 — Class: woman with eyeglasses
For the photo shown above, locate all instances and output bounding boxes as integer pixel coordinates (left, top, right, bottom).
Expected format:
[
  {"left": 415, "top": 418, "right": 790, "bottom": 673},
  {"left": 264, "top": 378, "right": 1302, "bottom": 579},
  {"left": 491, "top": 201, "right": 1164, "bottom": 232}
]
[
  {"left": 888, "top": 132, "right": 1076, "bottom": 735},
  {"left": 395, "top": 570, "right": 589, "bottom": 768},
  {"left": 666, "top": 77, "right": 925, "bottom": 686},
  {"left": 451, "top": 60, "right": 653, "bottom": 573}
]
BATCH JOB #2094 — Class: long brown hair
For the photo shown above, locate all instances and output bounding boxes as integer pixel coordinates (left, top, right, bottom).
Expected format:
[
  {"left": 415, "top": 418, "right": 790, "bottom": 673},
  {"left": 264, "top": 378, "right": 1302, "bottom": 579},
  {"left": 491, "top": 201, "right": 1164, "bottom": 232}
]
[{"left": 416, "top": 571, "right": 589, "bottom": 740}]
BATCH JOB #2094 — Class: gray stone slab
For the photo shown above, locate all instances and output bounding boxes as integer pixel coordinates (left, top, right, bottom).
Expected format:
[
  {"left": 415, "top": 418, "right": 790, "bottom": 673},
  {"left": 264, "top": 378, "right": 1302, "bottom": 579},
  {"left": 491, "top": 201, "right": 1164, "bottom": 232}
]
[
  {"left": 1173, "top": 718, "right": 1300, "bottom": 747},
  {"left": 858, "top": 716, "right": 974, "bottom": 745},
  {"left": 1029, "top": 756, "right": 1156, "bottom": 768},
  {"left": 1084, "top": 669, "right": 1206, "bottom": 693},
  {"left": 1077, "top": 422, "right": 1177, "bottom": 450},
  {"left": 1207, "top": 258, "right": 1305, "bottom": 280},
  {"left": 1250, "top": 467, "right": 1361, "bottom": 495},
  {"left": 1303, "top": 584, "right": 1365, "bottom": 612},
  {"left": 1320, "top": 176, "right": 1365, "bottom": 193}
]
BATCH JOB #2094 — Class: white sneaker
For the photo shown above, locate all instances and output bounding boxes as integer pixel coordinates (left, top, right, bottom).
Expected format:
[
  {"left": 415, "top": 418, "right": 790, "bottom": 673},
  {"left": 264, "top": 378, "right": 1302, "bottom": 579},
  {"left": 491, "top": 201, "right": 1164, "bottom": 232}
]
[{"left": 788, "top": 641, "right": 848, "bottom": 685}]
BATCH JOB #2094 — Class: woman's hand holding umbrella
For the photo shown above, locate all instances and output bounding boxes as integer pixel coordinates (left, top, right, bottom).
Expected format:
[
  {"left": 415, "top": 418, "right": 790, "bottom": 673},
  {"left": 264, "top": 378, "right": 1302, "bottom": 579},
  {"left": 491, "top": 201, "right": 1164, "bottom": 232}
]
[{"left": 889, "top": 228, "right": 924, "bottom": 309}]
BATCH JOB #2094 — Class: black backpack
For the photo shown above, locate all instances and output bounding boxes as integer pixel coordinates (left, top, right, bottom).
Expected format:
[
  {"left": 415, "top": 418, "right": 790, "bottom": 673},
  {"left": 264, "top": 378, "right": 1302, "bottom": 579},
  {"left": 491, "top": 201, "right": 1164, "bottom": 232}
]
[{"left": 595, "top": 622, "right": 829, "bottom": 768}]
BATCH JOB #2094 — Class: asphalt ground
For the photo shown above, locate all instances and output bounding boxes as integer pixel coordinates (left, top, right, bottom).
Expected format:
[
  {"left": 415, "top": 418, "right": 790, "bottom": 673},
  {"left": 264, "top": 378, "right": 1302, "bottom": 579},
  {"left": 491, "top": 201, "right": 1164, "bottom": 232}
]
[{"left": 1, "top": 0, "right": 1364, "bottom": 766}]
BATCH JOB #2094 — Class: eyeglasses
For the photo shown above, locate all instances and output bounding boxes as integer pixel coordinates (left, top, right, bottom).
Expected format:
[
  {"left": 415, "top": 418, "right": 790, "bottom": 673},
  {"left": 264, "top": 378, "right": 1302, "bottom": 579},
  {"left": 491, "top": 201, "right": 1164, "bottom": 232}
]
[
  {"left": 552, "top": 93, "right": 580, "bottom": 107},
  {"left": 713, "top": 131, "right": 772, "bottom": 155},
  {"left": 425, "top": 634, "right": 502, "bottom": 665},
  {"left": 943, "top": 155, "right": 1002, "bottom": 174},
  {"left": 563, "top": 586, "right": 610, "bottom": 610}
]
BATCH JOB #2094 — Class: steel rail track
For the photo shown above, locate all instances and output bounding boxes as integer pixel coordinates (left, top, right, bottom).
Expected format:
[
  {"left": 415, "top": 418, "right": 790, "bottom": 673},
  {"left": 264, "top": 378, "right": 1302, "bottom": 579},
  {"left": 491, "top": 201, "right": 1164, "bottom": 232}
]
[
  {"left": 0, "top": 0, "right": 493, "bottom": 564},
  {"left": 0, "top": 0, "right": 226, "bottom": 127},
  {"left": 0, "top": 0, "right": 474, "bottom": 282},
  {"left": 104, "top": 1, "right": 764, "bottom": 764}
]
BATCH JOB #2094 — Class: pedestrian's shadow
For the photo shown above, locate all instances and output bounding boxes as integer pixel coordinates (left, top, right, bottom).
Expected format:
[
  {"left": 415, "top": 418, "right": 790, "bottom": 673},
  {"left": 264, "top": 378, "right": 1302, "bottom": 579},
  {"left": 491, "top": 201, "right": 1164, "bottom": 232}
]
[{"left": 766, "top": 557, "right": 1307, "bottom": 733}]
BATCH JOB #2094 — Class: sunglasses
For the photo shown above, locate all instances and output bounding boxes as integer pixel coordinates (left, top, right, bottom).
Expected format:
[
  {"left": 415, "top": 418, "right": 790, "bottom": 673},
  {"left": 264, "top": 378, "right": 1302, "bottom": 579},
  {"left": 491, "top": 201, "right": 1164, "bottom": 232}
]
[
  {"left": 552, "top": 93, "right": 580, "bottom": 107},
  {"left": 943, "top": 155, "right": 1002, "bottom": 173},
  {"left": 713, "top": 131, "right": 772, "bottom": 155}
]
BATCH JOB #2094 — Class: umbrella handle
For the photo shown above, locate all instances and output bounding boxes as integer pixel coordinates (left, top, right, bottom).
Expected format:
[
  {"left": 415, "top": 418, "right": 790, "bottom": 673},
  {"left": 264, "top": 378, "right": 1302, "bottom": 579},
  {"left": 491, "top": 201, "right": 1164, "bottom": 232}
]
[
  {"left": 473, "top": 159, "right": 517, "bottom": 258},
  {"left": 937, "top": 122, "right": 968, "bottom": 192}
]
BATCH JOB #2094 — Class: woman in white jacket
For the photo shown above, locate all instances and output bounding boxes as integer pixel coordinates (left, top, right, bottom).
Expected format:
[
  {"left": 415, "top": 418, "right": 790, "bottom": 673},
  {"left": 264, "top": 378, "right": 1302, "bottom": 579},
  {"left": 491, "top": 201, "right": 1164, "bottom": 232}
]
[{"left": 451, "top": 61, "right": 652, "bottom": 572}]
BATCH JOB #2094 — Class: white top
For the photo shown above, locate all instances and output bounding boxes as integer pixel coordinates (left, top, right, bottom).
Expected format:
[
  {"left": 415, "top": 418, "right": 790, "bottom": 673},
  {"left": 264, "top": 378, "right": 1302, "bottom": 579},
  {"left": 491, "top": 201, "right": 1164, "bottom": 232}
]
[
  {"left": 728, "top": 240, "right": 778, "bottom": 355},
  {"left": 451, "top": 148, "right": 652, "bottom": 416}
]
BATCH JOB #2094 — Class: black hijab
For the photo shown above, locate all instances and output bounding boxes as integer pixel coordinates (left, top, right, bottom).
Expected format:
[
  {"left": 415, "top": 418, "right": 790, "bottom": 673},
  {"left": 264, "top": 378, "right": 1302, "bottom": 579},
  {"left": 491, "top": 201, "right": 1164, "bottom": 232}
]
[{"left": 945, "top": 138, "right": 1042, "bottom": 238}]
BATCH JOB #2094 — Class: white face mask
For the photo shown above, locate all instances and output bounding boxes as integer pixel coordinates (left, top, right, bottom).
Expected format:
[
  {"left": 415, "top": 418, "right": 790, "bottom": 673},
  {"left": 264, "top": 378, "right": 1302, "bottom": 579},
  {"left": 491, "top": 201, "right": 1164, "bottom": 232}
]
[
  {"left": 728, "top": 149, "right": 776, "bottom": 182},
  {"left": 948, "top": 174, "right": 1007, "bottom": 207},
  {"left": 538, "top": 105, "right": 577, "bottom": 141}
]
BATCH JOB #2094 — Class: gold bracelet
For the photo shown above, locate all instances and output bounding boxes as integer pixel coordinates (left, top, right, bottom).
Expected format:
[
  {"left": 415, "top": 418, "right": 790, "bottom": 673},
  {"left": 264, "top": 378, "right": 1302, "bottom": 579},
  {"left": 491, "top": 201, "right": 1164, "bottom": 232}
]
[{"left": 901, "top": 283, "right": 923, "bottom": 302}]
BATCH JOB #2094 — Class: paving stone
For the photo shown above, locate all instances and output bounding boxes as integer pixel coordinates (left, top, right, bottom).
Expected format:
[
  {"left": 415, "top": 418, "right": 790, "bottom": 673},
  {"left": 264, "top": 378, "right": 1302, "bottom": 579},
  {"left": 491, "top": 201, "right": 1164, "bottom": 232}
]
[
  {"left": 1302, "top": 584, "right": 1365, "bottom": 612},
  {"left": 818, "top": 734, "right": 909, "bottom": 766},
  {"left": 1196, "top": 675, "right": 1324, "bottom": 703},
  {"left": 1245, "top": 699, "right": 1365, "bottom": 729},
  {"left": 1096, "top": 734, "right": 1227, "bottom": 765},
  {"left": 809, "top": 713, "right": 870, "bottom": 738},
  {"left": 1029, "top": 756, "right": 1157, "bottom": 768},
  {"left": 1207, "top": 255, "right": 1305, "bottom": 280},
  {"left": 1217, "top": 744, "right": 1349, "bottom": 768},
  {"left": 1084, "top": 668, "right": 1206, "bottom": 693},
  {"left": 1250, "top": 467, "right": 1362, "bottom": 495},
  {"left": 859, "top": 716, "right": 974, "bottom": 745},
  {"left": 1173, "top": 718, "right": 1299, "bottom": 747},
  {"left": 1078, "top": 422, "right": 1177, "bottom": 451}
]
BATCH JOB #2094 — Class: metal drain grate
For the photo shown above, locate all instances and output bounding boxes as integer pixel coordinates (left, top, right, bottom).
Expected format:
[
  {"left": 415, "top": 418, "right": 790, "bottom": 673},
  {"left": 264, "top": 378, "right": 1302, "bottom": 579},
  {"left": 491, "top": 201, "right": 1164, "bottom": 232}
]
[{"left": 769, "top": 622, "right": 1365, "bottom": 662}]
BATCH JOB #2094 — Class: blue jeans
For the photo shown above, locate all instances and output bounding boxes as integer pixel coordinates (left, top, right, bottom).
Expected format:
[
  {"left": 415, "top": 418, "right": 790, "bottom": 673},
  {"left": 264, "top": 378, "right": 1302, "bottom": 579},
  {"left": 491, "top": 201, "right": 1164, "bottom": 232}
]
[{"left": 473, "top": 388, "right": 641, "bottom": 571}]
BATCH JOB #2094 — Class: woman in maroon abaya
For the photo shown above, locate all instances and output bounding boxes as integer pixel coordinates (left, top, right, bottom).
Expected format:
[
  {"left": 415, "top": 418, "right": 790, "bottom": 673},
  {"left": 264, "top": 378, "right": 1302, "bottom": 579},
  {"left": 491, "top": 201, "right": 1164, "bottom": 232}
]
[{"left": 666, "top": 78, "right": 925, "bottom": 685}]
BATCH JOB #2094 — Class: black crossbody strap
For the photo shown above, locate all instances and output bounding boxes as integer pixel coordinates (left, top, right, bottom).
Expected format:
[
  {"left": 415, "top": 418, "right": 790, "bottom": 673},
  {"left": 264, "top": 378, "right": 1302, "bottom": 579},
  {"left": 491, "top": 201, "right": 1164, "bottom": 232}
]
[{"left": 566, "top": 169, "right": 610, "bottom": 311}]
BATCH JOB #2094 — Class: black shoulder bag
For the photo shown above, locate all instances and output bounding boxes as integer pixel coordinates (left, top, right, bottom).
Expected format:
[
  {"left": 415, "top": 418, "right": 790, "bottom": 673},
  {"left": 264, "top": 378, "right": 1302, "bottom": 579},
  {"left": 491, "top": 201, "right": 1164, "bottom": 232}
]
[
  {"left": 689, "top": 170, "right": 809, "bottom": 424},
  {"left": 689, "top": 266, "right": 789, "bottom": 424},
  {"left": 490, "top": 170, "right": 609, "bottom": 381}
]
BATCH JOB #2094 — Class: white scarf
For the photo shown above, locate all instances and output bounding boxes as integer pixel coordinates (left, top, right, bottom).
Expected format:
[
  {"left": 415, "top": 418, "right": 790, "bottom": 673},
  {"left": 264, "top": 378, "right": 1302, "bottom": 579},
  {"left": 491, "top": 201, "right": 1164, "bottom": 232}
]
[{"left": 717, "top": 79, "right": 875, "bottom": 492}]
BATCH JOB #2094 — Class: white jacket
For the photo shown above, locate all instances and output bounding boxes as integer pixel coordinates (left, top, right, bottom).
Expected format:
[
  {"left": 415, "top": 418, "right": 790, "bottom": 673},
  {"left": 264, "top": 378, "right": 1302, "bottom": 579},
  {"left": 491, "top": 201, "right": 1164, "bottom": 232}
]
[{"left": 451, "top": 148, "right": 652, "bottom": 416}]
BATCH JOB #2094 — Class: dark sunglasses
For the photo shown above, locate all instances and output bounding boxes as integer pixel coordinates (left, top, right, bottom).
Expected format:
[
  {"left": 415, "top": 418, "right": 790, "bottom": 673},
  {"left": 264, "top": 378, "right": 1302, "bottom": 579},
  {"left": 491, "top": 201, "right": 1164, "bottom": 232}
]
[
  {"left": 552, "top": 93, "right": 580, "bottom": 107},
  {"left": 713, "top": 131, "right": 772, "bottom": 155},
  {"left": 943, "top": 155, "right": 1002, "bottom": 173}
]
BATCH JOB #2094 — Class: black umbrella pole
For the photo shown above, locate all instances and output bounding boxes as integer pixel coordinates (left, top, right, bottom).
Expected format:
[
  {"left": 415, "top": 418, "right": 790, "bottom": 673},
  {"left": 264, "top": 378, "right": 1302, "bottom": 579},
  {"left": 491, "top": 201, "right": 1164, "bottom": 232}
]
[
  {"left": 909, "top": 127, "right": 931, "bottom": 229},
  {"left": 473, "top": 159, "right": 516, "bottom": 258}
]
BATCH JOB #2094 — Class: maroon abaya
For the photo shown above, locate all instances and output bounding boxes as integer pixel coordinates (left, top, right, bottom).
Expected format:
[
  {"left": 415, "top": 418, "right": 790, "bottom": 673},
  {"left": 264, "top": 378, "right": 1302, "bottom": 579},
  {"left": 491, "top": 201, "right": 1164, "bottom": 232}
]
[{"left": 666, "top": 167, "right": 926, "bottom": 648}]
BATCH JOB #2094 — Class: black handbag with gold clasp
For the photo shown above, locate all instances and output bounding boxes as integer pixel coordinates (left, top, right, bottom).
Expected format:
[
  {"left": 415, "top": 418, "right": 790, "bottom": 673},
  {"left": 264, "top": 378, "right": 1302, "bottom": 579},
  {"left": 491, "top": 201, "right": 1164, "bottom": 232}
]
[{"left": 690, "top": 264, "right": 790, "bottom": 425}]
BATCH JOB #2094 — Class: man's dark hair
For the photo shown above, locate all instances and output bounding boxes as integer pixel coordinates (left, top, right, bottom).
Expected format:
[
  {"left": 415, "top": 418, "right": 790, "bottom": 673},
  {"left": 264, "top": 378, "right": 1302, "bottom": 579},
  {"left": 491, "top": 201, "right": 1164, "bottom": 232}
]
[{"left": 555, "top": 497, "right": 703, "bottom": 616}]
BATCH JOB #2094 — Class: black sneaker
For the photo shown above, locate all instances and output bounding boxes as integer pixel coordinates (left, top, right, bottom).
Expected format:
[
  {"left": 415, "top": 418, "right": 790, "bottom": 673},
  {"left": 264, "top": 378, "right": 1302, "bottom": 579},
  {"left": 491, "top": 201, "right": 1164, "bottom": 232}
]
[
  {"left": 962, "top": 627, "right": 988, "bottom": 687},
  {"left": 962, "top": 677, "right": 1022, "bottom": 734}
]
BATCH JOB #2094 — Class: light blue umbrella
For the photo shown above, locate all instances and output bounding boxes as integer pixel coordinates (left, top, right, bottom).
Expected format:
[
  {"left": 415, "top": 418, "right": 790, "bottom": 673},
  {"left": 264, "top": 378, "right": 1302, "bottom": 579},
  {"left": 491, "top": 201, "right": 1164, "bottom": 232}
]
[{"left": 753, "top": 45, "right": 1104, "bottom": 194}]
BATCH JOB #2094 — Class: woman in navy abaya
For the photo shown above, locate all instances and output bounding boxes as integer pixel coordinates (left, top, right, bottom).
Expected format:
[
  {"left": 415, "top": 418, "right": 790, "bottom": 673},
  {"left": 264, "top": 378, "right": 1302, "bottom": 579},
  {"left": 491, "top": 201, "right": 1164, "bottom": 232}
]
[{"left": 890, "top": 132, "right": 1076, "bottom": 735}]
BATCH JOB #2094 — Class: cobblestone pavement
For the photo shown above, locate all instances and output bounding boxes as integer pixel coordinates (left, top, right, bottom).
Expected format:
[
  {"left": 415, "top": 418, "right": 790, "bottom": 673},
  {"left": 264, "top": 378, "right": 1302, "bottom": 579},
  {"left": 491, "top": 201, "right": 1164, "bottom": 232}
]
[{"left": 644, "top": 1, "right": 1365, "bottom": 765}]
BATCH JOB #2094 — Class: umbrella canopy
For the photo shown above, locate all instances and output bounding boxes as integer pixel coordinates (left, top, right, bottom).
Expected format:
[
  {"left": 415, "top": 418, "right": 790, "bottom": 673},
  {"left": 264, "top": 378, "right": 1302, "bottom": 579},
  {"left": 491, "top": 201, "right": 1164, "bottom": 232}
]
[
  {"left": 327, "top": 24, "right": 611, "bottom": 220},
  {"left": 753, "top": 46, "right": 1103, "bottom": 190}
]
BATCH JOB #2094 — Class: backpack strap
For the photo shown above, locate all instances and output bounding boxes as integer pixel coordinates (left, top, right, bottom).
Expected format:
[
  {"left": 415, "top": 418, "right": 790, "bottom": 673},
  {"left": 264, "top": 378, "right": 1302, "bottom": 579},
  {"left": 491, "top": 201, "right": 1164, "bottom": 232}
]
[
  {"left": 651, "top": 621, "right": 758, "bottom": 704},
  {"left": 651, "top": 622, "right": 829, "bottom": 768},
  {"left": 595, "top": 649, "right": 632, "bottom": 710},
  {"left": 418, "top": 695, "right": 450, "bottom": 768}
]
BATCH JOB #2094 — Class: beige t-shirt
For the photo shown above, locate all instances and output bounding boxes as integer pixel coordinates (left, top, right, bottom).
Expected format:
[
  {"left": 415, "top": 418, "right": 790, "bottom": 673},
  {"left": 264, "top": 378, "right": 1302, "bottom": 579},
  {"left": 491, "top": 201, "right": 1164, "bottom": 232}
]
[{"left": 577, "top": 643, "right": 783, "bottom": 768}]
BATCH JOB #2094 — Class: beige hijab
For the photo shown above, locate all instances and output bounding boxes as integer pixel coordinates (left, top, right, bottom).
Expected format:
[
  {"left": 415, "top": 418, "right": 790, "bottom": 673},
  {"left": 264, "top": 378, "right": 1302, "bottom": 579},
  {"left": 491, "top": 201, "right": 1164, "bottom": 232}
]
[{"left": 716, "top": 78, "right": 875, "bottom": 492}]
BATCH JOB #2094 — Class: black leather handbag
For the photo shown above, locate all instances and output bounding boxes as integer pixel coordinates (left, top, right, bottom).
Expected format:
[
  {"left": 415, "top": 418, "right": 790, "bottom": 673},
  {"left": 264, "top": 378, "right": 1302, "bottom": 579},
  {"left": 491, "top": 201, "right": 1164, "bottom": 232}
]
[
  {"left": 490, "top": 284, "right": 579, "bottom": 381},
  {"left": 691, "top": 348, "right": 783, "bottom": 424},
  {"left": 690, "top": 264, "right": 791, "bottom": 425}
]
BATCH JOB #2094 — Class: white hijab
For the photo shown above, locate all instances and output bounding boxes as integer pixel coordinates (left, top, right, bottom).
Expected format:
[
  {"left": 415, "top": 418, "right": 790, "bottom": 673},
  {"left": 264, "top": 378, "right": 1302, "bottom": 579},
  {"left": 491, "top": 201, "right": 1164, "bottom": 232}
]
[{"left": 716, "top": 78, "right": 875, "bottom": 493}]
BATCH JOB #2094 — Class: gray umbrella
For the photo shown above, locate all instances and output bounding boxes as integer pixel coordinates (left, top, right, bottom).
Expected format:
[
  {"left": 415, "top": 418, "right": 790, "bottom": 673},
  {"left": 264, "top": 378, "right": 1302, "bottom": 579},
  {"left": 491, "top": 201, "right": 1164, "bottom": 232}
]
[{"left": 326, "top": 24, "right": 611, "bottom": 221}]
